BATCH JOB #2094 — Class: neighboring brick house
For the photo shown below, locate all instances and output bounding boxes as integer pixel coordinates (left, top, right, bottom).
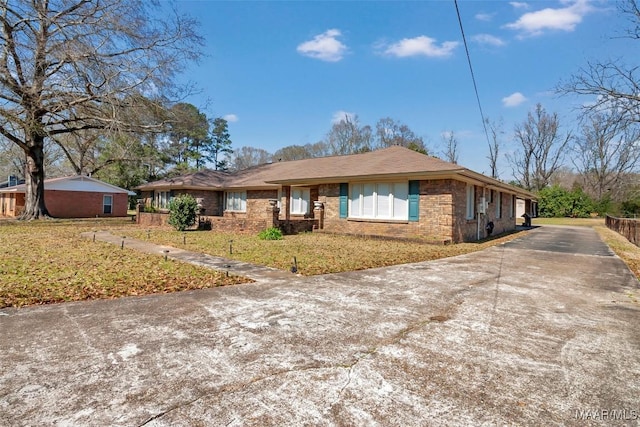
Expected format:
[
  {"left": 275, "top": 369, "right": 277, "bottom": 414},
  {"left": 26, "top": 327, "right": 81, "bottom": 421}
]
[
  {"left": 0, "top": 176, "right": 134, "bottom": 218},
  {"left": 135, "top": 146, "right": 537, "bottom": 243}
]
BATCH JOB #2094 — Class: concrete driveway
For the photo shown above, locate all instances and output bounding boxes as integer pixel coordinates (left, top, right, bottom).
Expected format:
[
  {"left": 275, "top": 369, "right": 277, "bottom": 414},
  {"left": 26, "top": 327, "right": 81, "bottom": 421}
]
[{"left": 1, "top": 225, "right": 639, "bottom": 426}]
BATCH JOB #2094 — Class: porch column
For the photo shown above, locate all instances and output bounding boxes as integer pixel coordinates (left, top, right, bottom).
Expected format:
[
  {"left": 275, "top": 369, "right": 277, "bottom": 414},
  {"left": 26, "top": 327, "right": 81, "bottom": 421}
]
[
  {"left": 313, "top": 201, "right": 324, "bottom": 230},
  {"left": 268, "top": 199, "right": 280, "bottom": 229}
]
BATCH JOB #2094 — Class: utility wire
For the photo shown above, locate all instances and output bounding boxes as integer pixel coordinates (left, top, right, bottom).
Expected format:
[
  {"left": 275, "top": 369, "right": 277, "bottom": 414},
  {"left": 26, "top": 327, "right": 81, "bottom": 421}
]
[{"left": 454, "top": 0, "right": 491, "bottom": 149}]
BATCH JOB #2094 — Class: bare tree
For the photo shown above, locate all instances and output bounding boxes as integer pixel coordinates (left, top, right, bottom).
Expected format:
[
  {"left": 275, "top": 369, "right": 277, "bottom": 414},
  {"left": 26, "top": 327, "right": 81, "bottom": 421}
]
[
  {"left": 0, "top": 0, "right": 202, "bottom": 219},
  {"left": 558, "top": 0, "right": 640, "bottom": 124},
  {"left": 440, "top": 131, "right": 459, "bottom": 164},
  {"left": 573, "top": 110, "right": 640, "bottom": 200},
  {"left": 507, "top": 104, "right": 572, "bottom": 192},
  {"left": 375, "top": 117, "right": 428, "bottom": 153},
  {"left": 485, "top": 117, "right": 504, "bottom": 178},
  {"left": 227, "top": 146, "right": 272, "bottom": 170},
  {"left": 327, "top": 115, "right": 372, "bottom": 155}
]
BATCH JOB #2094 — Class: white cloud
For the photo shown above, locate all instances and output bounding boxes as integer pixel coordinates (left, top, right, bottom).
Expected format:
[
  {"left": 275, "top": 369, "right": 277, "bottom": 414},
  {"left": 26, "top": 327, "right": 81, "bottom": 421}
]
[
  {"left": 475, "top": 12, "right": 494, "bottom": 22},
  {"left": 502, "top": 92, "right": 528, "bottom": 107},
  {"left": 472, "top": 34, "right": 506, "bottom": 47},
  {"left": 223, "top": 114, "right": 238, "bottom": 123},
  {"left": 504, "top": 0, "right": 594, "bottom": 36},
  {"left": 380, "top": 35, "right": 459, "bottom": 58},
  {"left": 331, "top": 110, "right": 355, "bottom": 124},
  {"left": 297, "top": 29, "right": 347, "bottom": 62},
  {"left": 510, "top": 2, "right": 530, "bottom": 9}
]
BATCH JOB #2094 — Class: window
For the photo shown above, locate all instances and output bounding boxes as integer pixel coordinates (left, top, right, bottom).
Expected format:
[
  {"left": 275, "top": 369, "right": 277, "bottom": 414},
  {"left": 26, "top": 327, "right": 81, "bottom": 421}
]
[
  {"left": 466, "top": 184, "right": 475, "bottom": 219},
  {"left": 495, "top": 191, "right": 502, "bottom": 219},
  {"left": 225, "top": 191, "right": 246, "bottom": 212},
  {"left": 103, "top": 195, "right": 113, "bottom": 214},
  {"left": 349, "top": 182, "right": 408, "bottom": 220},
  {"left": 154, "top": 191, "right": 172, "bottom": 209},
  {"left": 510, "top": 195, "right": 515, "bottom": 218},
  {"left": 290, "top": 188, "right": 310, "bottom": 215}
]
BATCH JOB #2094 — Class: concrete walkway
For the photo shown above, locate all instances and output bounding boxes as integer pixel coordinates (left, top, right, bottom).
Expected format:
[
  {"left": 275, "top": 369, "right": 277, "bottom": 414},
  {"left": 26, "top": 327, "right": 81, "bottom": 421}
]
[
  {"left": 1, "top": 225, "right": 639, "bottom": 426},
  {"left": 80, "top": 231, "right": 296, "bottom": 282}
]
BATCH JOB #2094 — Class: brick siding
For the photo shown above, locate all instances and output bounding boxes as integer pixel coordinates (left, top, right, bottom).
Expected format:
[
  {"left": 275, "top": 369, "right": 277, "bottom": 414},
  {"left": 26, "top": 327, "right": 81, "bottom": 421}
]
[
  {"left": 136, "top": 180, "right": 517, "bottom": 242},
  {"left": 0, "top": 190, "right": 127, "bottom": 218},
  {"left": 317, "top": 180, "right": 516, "bottom": 243}
]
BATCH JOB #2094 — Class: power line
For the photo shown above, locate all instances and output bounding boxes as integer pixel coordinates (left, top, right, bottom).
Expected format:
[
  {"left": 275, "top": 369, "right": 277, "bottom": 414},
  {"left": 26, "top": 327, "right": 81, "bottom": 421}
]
[{"left": 454, "top": 0, "right": 491, "bottom": 149}]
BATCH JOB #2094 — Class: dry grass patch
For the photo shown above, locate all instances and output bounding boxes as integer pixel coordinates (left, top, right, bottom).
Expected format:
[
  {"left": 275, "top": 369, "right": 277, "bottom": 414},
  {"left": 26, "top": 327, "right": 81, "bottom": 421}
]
[
  {"left": 123, "top": 228, "right": 530, "bottom": 276},
  {"left": 0, "top": 219, "right": 249, "bottom": 308}
]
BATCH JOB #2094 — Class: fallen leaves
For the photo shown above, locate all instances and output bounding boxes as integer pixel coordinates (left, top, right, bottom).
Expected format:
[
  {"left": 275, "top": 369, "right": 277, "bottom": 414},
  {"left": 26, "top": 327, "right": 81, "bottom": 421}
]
[{"left": 0, "top": 219, "right": 249, "bottom": 308}]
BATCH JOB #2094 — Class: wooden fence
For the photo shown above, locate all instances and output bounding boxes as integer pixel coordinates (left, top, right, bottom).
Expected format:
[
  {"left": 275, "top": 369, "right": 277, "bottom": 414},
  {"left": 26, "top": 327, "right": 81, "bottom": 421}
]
[{"left": 606, "top": 215, "right": 640, "bottom": 246}]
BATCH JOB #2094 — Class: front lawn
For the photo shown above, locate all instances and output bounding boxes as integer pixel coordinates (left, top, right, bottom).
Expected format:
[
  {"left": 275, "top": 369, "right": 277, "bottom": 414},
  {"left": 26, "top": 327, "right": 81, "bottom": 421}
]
[
  {"left": 0, "top": 219, "right": 249, "bottom": 308},
  {"left": 124, "top": 227, "right": 527, "bottom": 276},
  {"left": 7, "top": 217, "right": 636, "bottom": 310}
]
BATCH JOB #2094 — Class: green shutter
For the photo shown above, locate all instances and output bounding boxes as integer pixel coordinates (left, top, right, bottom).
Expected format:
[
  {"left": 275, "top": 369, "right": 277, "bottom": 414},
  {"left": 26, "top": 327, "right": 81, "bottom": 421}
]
[
  {"left": 339, "top": 183, "right": 348, "bottom": 218},
  {"left": 408, "top": 180, "right": 419, "bottom": 222}
]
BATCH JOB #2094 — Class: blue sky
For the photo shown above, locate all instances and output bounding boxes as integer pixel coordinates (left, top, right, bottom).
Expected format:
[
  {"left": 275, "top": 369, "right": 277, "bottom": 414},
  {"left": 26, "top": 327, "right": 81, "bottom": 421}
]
[{"left": 173, "top": 0, "right": 634, "bottom": 178}]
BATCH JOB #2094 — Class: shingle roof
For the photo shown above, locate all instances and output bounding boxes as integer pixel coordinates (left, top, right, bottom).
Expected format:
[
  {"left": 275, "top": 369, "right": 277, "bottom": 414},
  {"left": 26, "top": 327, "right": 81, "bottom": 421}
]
[
  {"left": 135, "top": 146, "right": 536, "bottom": 199},
  {"left": 135, "top": 169, "right": 229, "bottom": 190},
  {"left": 263, "top": 145, "right": 464, "bottom": 183}
]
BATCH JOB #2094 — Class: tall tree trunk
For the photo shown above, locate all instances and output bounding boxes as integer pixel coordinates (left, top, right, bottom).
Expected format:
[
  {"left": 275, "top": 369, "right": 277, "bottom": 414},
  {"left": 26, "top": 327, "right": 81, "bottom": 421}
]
[{"left": 19, "top": 138, "right": 50, "bottom": 220}]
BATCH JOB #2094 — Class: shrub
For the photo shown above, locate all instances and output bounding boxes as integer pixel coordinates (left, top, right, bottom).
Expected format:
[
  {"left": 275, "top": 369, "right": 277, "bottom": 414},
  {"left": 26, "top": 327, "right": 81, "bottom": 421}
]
[
  {"left": 538, "top": 185, "right": 594, "bottom": 218},
  {"left": 258, "top": 226, "right": 283, "bottom": 240},
  {"left": 168, "top": 194, "right": 198, "bottom": 231}
]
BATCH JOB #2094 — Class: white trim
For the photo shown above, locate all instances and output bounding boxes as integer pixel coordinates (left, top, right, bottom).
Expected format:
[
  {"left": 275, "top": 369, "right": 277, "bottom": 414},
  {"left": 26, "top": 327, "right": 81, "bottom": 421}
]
[
  {"left": 103, "top": 194, "right": 113, "bottom": 214},
  {"left": 466, "top": 184, "right": 475, "bottom": 220},
  {"left": 290, "top": 187, "right": 310, "bottom": 215},
  {"left": 225, "top": 191, "right": 247, "bottom": 212},
  {"left": 349, "top": 182, "right": 408, "bottom": 220}
]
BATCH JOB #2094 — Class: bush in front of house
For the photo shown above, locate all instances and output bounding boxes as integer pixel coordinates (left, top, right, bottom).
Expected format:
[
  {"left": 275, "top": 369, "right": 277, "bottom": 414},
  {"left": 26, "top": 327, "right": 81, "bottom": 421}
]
[
  {"left": 168, "top": 194, "right": 198, "bottom": 231},
  {"left": 258, "top": 227, "right": 283, "bottom": 240}
]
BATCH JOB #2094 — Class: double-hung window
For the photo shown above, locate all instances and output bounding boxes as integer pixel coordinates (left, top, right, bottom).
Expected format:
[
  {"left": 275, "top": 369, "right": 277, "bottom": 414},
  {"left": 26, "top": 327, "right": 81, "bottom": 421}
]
[
  {"left": 349, "top": 182, "right": 408, "bottom": 220},
  {"left": 155, "top": 191, "right": 172, "bottom": 209},
  {"left": 225, "top": 191, "right": 246, "bottom": 212},
  {"left": 103, "top": 195, "right": 113, "bottom": 214},
  {"left": 466, "top": 184, "right": 475, "bottom": 219},
  {"left": 495, "top": 191, "right": 502, "bottom": 219},
  {"left": 290, "top": 188, "right": 310, "bottom": 215}
]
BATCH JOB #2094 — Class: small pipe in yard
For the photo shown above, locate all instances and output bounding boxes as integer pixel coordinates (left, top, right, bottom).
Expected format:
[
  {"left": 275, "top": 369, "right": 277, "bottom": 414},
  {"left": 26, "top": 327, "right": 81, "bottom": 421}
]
[
  {"left": 121, "top": 236, "right": 126, "bottom": 249},
  {"left": 229, "top": 240, "right": 233, "bottom": 255}
]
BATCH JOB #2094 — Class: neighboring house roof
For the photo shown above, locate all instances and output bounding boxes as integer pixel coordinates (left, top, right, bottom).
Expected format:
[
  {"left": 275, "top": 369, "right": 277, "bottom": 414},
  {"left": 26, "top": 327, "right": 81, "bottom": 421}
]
[
  {"left": 0, "top": 175, "right": 136, "bottom": 196},
  {"left": 134, "top": 169, "right": 229, "bottom": 191},
  {"left": 135, "top": 146, "right": 536, "bottom": 200}
]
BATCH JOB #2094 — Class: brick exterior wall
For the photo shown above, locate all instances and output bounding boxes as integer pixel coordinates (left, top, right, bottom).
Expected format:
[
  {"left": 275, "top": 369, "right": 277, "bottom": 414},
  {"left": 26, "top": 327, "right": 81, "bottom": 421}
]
[
  {"left": 0, "top": 190, "right": 128, "bottom": 218},
  {"left": 317, "top": 180, "right": 517, "bottom": 243},
  {"left": 136, "top": 181, "right": 518, "bottom": 242},
  {"left": 46, "top": 190, "right": 129, "bottom": 217},
  {"left": 452, "top": 184, "right": 518, "bottom": 242}
]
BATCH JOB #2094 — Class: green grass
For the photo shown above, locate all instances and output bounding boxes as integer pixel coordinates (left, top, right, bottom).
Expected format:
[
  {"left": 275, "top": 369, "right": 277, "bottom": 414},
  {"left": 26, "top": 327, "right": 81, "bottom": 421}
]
[{"left": 529, "top": 217, "right": 605, "bottom": 227}]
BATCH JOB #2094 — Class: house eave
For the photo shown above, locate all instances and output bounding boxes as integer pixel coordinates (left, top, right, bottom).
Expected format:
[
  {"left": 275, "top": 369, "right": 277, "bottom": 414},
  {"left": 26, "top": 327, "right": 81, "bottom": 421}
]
[
  {"left": 266, "top": 170, "right": 467, "bottom": 186},
  {"left": 266, "top": 169, "right": 537, "bottom": 200}
]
